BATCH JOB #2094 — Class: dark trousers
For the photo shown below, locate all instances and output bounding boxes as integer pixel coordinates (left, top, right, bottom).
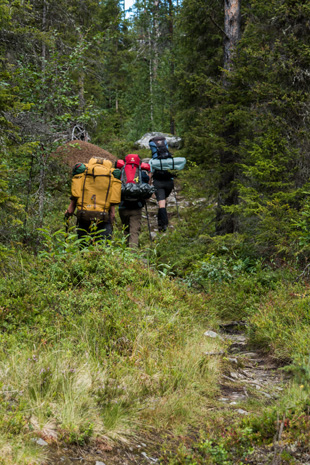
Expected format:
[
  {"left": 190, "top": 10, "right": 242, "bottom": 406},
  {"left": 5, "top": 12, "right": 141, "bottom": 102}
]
[
  {"left": 153, "top": 178, "right": 174, "bottom": 201},
  {"left": 153, "top": 178, "right": 173, "bottom": 231},
  {"left": 77, "top": 218, "right": 112, "bottom": 247}
]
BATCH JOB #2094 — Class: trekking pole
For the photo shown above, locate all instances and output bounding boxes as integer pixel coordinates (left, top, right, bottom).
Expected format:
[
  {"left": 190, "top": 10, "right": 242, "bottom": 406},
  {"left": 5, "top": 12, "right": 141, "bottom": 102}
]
[
  {"left": 145, "top": 202, "right": 153, "bottom": 243},
  {"left": 64, "top": 212, "right": 76, "bottom": 234},
  {"left": 174, "top": 188, "right": 181, "bottom": 220},
  {"left": 64, "top": 212, "right": 70, "bottom": 234}
]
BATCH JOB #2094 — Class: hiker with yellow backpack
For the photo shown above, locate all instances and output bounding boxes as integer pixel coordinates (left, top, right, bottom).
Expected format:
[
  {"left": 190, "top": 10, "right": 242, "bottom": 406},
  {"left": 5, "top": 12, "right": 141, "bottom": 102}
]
[{"left": 65, "top": 157, "right": 122, "bottom": 245}]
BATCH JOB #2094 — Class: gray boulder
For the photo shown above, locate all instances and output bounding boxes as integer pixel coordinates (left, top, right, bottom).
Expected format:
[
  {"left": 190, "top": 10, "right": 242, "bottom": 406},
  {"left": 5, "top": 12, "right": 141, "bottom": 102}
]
[{"left": 135, "top": 132, "right": 182, "bottom": 149}]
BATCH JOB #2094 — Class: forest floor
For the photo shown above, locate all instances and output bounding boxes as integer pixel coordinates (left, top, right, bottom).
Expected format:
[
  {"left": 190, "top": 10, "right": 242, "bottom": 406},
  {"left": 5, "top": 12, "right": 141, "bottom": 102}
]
[
  {"left": 2, "top": 177, "right": 310, "bottom": 465},
  {"left": 46, "top": 324, "right": 301, "bottom": 465},
  {"left": 43, "top": 190, "right": 305, "bottom": 465}
]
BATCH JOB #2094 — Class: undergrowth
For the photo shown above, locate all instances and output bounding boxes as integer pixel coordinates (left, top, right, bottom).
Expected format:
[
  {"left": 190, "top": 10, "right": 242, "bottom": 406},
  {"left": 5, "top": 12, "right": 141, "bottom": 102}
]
[
  {"left": 2, "top": 163, "right": 310, "bottom": 463},
  {"left": 0, "top": 238, "right": 221, "bottom": 464}
]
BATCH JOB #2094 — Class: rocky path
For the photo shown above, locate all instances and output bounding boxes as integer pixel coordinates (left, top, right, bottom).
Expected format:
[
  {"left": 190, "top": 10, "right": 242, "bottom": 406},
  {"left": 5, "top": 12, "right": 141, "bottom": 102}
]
[
  {"left": 47, "top": 443, "right": 159, "bottom": 465},
  {"left": 142, "top": 190, "right": 185, "bottom": 238},
  {"left": 217, "top": 325, "right": 310, "bottom": 465},
  {"left": 218, "top": 322, "right": 287, "bottom": 412}
]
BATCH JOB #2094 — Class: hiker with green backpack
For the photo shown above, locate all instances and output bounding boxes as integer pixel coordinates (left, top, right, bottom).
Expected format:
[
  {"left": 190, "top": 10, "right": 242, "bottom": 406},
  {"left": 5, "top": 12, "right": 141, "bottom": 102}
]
[{"left": 65, "top": 158, "right": 122, "bottom": 245}]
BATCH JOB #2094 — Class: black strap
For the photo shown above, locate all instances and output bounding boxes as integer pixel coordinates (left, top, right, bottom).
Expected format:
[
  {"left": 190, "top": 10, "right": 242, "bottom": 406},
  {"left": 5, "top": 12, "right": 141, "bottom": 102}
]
[
  {"left": 80, "top": 168, "right": 88, "bottom": 211},
  {"left": 87, "top": 173, "right": 111, "bottom": 178},
  {"left": 121, "top": 166, "right": 126, "bottom": 184},
  {"left": 81, "top": 167, "right": 112, "bottom": 214},
  {"left": 103, "top": 171, "right": 112, "bottom": 213}
]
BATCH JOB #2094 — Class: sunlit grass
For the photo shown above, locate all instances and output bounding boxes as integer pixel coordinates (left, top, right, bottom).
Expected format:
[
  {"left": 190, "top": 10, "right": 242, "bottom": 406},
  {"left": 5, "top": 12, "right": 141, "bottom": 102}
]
[{"left": 0, "top": 242, "right": 222, "bottom": 463}]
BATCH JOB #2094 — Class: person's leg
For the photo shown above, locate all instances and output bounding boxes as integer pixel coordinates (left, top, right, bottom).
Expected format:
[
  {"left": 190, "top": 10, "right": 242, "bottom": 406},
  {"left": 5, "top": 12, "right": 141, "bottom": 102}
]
[
  {"left": 156, "top": 185, "right": 172, "bottom": 232},
  {"left": 154, "top": 181, "right": 168, "bottom": 231},
  {"left": 128, "top": 209, "right": 142, "bottom": 247},
  {"left": 76, "top": 219, "right": 91, "bottom": 248},
  {"left": 96, "top": 220, "right": 113, "bottom": 243},
  {"left": 158, "top": 207, "right": 168, "bottom": 231},
  {"left": 163, "top": 179, "right": 174, "bottom": 200},
  {"left": 158, "top": 180, "right": 174, "bottom": 231},
  {"left": 119, "top": 209, "right": 130, "bottom": 245}
]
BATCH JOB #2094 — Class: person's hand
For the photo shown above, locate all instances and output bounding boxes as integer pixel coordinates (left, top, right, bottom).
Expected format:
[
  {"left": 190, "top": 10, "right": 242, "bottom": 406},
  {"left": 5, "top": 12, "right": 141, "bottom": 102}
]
[{"left": 65, "top": 207, "right": 74, "bottom": 217}]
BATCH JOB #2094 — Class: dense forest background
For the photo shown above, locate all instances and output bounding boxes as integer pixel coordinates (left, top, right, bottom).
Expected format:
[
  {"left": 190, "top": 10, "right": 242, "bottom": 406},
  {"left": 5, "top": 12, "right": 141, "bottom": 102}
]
[{"left": 1, "top": 0, "right": 310, "bottom": 260}]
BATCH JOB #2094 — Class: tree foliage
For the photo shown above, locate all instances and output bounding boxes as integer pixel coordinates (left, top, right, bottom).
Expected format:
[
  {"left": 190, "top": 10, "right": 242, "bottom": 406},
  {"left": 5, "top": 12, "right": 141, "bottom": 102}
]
[{"left": 0, "top": 0, "right": 309, "bottom": 259}]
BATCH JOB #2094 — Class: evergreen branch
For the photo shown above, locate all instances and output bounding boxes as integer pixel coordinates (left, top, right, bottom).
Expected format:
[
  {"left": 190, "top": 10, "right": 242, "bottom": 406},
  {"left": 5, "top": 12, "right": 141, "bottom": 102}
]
[{"left": 208, "top": 14, "right": 229, "bottom": 39}]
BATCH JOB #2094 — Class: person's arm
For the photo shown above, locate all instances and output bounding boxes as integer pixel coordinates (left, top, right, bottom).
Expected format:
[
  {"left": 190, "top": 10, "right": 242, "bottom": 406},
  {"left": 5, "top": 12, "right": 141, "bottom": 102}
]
[
  {"left": 65, "top": 198, "right": 77, "bottom": 217},
  {"left": 109, "top": 205, "right": 116, "bottom": 223},
  {"left": 142, "top": 171, "right": 151, "bottom": 184}
]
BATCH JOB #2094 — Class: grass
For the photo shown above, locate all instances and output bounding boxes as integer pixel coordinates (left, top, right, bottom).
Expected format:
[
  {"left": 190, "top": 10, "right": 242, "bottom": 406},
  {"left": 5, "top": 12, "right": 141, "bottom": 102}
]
[
  {"left": 249, "top": 288, "right": 310, "bottom": 363},
  {"left": 0, "top": 240, "right": 222, "bottom": 463},
  {"left": 2, "top": 162, "right": 310, "bottom": 464}
]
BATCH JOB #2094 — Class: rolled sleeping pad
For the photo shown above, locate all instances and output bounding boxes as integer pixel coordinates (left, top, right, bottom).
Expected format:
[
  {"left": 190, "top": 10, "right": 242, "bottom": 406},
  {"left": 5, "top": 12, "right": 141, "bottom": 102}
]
[
  {"left": 149, "top": 157, "right": 186, "bottom": 172},
  {"left": 116, "top": 159, "right": 150, "bottom": 172}
]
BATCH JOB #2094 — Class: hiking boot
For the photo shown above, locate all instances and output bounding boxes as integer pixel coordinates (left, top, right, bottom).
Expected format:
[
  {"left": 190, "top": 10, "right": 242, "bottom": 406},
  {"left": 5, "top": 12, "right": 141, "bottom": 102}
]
[{"left": 158, "top": 208, "right": 168, "bottom": 232}]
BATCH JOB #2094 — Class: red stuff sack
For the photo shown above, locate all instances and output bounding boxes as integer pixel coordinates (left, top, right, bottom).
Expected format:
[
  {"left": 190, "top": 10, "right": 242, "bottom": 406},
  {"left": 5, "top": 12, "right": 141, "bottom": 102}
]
[
  {"left": 140, "top": 162, "right": 151, "bottom": 172},
  {"left": 123, "top": 154, "right": 140, "bottom": 183},
  {"left": 121, "top": 154, "right": 155, "bottom": 200},
  {"left": 116, "top": 159, "right": 125, "bottom": 169}
]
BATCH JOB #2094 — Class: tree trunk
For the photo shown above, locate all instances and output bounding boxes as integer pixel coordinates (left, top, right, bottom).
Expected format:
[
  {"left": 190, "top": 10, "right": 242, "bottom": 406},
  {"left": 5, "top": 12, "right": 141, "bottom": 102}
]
[
  {"left": 153, "top": 0, "right": 160, "bottom": 80},
  {"left": 23, "top": 154, "right": 35, "bottom": 236},
  {"left": 223, "top": 0, "right": 241, "bottom": 73},
  {"left": 149, "top": 30, "right": 154, "bottom": 129},
  {"left": 42, "top": 0, "right": 47, "bottom": 75},
  {"left": 78, "top": 31, "right": 85, "bottom": 113},
  {"left": 216, "top": 0, "right": 241, "bottom": 235},
  {"left": 38, "top": 152, "right": 46, "bottom": 229},
  {"left": 78, "top": 72, "right": 85, "bottom": 112},
  {"left": 216, "top": 128, "right": 239, "bottom": 234},
  {"left": 168, "top": 0, "right": 175, "bottom": 135}
]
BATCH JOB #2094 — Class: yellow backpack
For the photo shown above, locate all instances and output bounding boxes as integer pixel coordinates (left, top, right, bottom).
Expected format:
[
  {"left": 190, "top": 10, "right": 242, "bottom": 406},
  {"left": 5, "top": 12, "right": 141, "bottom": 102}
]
[{"left": 71, "top": 157, "right": 121, "bottom": 221}]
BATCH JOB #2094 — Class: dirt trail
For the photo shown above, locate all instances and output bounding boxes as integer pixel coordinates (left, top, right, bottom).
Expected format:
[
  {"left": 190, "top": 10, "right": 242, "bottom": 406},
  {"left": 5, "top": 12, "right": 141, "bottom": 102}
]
[
  {"left": 219, "top": 322, "right": 287, "bottom": 411},
  {"left": 47, "top": 443, "right": 158, "bottom": 465},
  {"left": 217, "top": 324, "right": 310, "bottom": 464},
  {"left": 142, "top": 185, "right": 190, "bottom": 237}
]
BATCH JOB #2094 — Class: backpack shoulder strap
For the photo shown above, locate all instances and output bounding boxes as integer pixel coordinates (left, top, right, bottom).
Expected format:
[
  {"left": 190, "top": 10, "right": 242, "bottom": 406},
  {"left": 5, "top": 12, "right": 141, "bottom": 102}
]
[
  {"left": 121, "top": 166, "right": 126, "bottom": 184},
  {"left": 138, "top": 165, "right": 142, "bottom": 183},
  {"left": 80, "top": 167, "right": 88, "bottom": 211}
]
